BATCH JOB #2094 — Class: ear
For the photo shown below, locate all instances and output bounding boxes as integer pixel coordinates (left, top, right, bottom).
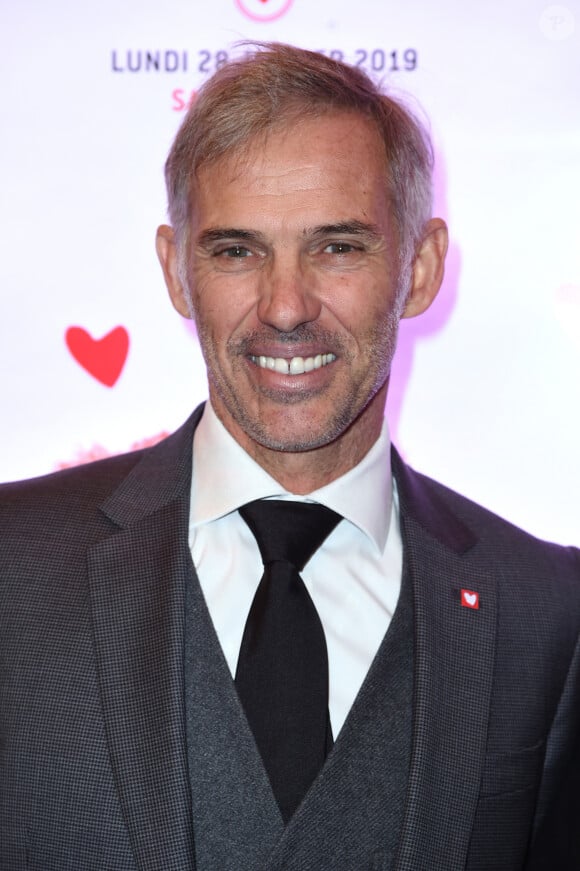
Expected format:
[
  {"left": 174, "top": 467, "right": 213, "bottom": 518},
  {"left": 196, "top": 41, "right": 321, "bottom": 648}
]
[
  {"left": 402, "top": 218, "right": 448, "bottom": 319},
  {"left": 155, "top": 224, "right": 192, "bottom": 319}
]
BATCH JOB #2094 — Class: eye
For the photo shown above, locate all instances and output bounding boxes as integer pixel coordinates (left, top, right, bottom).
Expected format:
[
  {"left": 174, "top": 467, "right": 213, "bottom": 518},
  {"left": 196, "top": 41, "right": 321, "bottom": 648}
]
[
  {"left": 216, "top": 245, "right": 253, "bottom": 258},
  {"left": 322, "top": 241, "right": 358, "bottom": 255}
]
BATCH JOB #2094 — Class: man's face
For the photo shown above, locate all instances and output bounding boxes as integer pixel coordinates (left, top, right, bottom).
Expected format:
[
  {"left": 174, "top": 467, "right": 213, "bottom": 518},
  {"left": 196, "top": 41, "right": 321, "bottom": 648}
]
[{"left": 166, "top": 113, "right": 417, "bottom": 463}]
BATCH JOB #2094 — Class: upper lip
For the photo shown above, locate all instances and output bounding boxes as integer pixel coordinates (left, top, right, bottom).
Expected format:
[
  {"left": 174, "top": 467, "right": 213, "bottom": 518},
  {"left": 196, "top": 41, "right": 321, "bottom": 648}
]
[{"left": 246, "top": 345, "right": 336, "bottom": 359}]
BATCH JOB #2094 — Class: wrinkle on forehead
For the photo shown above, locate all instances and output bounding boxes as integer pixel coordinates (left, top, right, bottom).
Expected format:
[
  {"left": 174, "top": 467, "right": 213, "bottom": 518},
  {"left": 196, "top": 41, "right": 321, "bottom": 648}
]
[
  {"left": 194, "top": 109, "right": 390, "bottom": 191},
  {"left": 189, "top": 112, "right": 397, "bottom": 248}
]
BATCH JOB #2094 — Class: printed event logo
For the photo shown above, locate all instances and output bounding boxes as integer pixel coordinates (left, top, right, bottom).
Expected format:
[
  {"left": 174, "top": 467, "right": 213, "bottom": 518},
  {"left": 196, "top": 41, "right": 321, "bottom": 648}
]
[
  {"left": 65, "top": 325, "right": 129, "bottom": 387},
  {"left": 234, "top": 0, "right": 294, "bottom": 22}
]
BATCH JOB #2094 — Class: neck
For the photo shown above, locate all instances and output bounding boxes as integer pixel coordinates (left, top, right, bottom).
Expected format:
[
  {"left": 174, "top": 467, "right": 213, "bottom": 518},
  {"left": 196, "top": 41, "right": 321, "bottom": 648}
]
[{"left": 248, "top": 435, "right": 380, "bottom": 494}]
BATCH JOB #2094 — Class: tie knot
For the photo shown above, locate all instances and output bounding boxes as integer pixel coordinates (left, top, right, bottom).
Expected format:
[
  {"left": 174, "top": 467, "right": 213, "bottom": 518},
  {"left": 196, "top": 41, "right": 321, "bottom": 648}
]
[{"left": 239, "top": 499, "right": 341, "bottom": 571}]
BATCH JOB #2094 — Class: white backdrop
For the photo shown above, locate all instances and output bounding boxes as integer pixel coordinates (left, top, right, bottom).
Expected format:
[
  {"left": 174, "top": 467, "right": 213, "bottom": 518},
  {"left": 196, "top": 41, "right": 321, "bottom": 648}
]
[{"left": 1, "top": 0, "right": 579, "bottom": 544}]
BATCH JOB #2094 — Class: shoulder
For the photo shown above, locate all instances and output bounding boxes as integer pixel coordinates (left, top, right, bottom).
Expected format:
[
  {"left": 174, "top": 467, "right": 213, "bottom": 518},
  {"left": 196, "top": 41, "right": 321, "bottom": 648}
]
[
  {"left": 0, "top": 406, "right": 204, "bottom": 537},
  {"left": 0, "top": 450, "right": 146, "bottom": 541},
  {"left": 393, "top": 448, "right": 580, "bottom": 580}
]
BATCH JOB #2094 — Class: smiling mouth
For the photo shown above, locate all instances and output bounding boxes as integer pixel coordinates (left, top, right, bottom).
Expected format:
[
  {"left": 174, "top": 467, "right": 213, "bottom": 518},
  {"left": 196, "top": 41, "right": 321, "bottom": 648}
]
[{"left": 249, "top": 353, "right": 337, "bottom": 375}]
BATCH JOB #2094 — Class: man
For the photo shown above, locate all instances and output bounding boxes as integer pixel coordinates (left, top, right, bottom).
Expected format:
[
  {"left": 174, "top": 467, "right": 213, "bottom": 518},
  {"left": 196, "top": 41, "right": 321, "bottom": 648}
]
[{"left": 1, "top": 43, "right": 579, "bottom": 871}]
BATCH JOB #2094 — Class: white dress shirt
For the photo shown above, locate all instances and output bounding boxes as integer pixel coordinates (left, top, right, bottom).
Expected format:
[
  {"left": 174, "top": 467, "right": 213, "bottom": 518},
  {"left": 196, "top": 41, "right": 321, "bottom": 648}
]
[{"left": 189, "top": 403, "right": 403, "bottom": 736}]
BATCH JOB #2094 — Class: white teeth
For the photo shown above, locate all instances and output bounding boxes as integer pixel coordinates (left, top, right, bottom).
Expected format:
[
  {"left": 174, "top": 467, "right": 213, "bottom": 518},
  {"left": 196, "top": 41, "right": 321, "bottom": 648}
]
[
  {"left": 250, "top": 353, "right": 336, "bottom": 375},
  {"left": 289, "top": 357, "right": 305, "bottom": 375}
]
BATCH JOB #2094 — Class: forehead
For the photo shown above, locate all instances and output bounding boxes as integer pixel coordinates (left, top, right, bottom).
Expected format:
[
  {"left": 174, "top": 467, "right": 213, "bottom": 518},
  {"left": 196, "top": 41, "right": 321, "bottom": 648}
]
[{"left": 190, "top": 112, "right": 392, "bottom": 230}]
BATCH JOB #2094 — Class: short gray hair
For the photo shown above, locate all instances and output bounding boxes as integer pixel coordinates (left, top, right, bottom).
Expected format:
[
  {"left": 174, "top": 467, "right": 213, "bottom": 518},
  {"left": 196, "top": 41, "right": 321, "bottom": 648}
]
[{"left": 164, "top": 42, "right": 433, "bottom": 274}]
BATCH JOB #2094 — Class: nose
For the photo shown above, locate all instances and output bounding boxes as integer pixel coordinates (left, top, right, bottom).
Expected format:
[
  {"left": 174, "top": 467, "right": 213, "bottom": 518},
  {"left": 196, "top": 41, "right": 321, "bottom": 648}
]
[{"left": 256, "top": 254, "right": 321, "bottom": 332}]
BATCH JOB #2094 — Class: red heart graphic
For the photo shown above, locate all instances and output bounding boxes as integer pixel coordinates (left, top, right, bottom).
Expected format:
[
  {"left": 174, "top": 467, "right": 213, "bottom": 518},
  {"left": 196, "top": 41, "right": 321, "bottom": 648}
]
[{"left": 65, "top": 326, "right": 129, "bottom": 387}]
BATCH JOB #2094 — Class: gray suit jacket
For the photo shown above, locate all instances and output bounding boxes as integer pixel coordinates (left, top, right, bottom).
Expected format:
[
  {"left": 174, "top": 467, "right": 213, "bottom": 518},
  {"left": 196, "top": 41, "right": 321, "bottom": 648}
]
[{"left": 1, "top": 405, "right": 579, "bottom": 870}]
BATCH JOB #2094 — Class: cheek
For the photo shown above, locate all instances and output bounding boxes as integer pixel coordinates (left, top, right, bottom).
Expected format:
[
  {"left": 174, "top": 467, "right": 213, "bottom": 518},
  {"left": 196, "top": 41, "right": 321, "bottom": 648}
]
[
  {"left": 323, "top": 277, "right": 392, "bottom": 337},
  {"left": 192, "top": 273, "right": 258, "bottom": 336},
  {"left": 189, "top": 276, "right": 229, "bottom": 332},
  {"left": 194, "top": 271, "right": 256, "bottom": 320}
]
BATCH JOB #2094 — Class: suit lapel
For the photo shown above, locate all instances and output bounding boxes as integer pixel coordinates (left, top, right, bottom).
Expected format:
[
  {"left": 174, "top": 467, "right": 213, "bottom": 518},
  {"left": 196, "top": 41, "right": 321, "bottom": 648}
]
[
  {"left": 392, "top": 452, "right": 498, "bottom": 870},
  {"left": 87, "top": 410, "right": 202, "bottom": 871}
]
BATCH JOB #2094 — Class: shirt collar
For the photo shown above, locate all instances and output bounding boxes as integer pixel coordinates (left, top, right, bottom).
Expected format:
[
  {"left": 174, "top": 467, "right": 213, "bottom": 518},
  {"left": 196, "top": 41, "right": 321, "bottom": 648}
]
[{"left": 190, "top": 402, "right": 393, "bottom": 553}]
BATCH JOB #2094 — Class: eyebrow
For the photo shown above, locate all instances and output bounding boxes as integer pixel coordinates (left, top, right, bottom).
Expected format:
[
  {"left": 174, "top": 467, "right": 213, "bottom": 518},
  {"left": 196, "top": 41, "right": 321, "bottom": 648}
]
[
  {"left": 195, "top": 220, "right": 382, "bottom": 249},
  {"left": 196, "top": 228, "right": 266, "bottom": 249},
  {"left": 308, "top": 220, "right": 382, "bottom": 238}
]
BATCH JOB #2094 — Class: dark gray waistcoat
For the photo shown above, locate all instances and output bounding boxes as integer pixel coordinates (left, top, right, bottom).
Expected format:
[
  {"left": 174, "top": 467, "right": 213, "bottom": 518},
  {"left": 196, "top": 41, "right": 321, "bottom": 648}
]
[{"left": 184, "top": 559, "right": 414, "bottom": 871}]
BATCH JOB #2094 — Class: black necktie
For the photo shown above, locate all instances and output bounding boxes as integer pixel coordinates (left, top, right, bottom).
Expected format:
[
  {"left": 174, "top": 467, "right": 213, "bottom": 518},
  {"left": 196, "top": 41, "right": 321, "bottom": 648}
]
[{"left": 235, "top": 499, "right": 341, "bottom": 823}]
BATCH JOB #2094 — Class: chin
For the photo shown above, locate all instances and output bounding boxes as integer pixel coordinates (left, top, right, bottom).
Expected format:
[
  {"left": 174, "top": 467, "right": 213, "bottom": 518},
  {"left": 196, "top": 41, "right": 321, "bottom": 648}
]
[
  {"left": 252, "top": 432, "right": 335, "bottom": 454},
  {"left": 240, "top": 412, "right": 353, "bottom": 455}
]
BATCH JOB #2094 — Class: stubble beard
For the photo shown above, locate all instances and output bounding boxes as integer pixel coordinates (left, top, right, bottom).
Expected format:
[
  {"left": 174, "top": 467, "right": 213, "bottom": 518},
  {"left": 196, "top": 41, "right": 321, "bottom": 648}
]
[
  {"left": 181, "top": 257, "right": 409, "bottom": 455},
  {"left": 199, "top": 310, "right": 402, "bottom": 454}
]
